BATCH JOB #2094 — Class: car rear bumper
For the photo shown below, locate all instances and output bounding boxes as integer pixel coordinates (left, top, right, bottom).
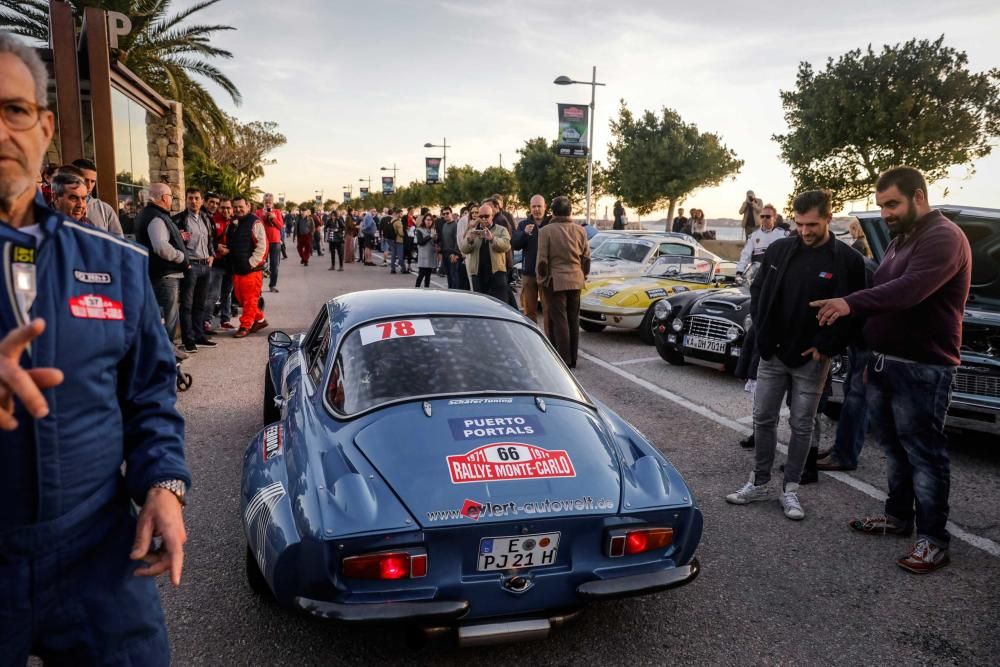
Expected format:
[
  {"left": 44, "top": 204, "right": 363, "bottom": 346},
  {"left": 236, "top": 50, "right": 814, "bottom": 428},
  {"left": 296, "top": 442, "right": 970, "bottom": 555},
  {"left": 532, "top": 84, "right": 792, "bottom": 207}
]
[
  {"left": 293, "top": 596, "right": 469, "bottom": 623},
  {"left": 576, "top": 557, "right": 700, "bottom": 600},
  {"left": 291, "top": 558, "right": 700, "bottom": 623}
]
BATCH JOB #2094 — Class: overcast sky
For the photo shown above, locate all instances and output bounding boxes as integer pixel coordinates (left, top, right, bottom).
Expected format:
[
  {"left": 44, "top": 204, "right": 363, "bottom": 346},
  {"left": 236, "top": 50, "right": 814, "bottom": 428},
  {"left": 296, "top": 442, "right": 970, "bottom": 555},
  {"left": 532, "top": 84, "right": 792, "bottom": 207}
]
[{"left": 186, "top": 0, "right": 1000, "bottom": 218}]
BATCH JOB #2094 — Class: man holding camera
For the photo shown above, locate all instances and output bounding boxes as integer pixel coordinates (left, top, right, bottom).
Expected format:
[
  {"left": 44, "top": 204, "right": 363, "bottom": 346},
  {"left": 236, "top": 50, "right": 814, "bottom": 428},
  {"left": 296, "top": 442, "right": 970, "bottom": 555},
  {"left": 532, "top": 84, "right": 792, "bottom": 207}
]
[
  {"left": 740, "top": 190, "right": 763, "bottom": 240},
  {"left": 460, "top": 203, "right": 511, "bottom": 301}
]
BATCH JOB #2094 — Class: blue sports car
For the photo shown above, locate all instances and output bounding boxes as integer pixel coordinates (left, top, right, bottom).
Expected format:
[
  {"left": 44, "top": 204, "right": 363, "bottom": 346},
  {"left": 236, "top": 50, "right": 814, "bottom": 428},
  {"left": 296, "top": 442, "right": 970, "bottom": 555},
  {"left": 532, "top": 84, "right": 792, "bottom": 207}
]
[{"left": 242, "top": 289, "right": 702, "bottom": 645}]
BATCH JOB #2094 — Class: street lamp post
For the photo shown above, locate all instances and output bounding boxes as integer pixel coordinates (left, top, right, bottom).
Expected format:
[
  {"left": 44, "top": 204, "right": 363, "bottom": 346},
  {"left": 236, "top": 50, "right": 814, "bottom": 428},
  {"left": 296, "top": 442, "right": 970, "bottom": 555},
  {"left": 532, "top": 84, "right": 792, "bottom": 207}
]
[
  {"left": 380, "top": 164, "right": 398, "bottom": 191},
  {"left": 359, "top": 177, "right": 371, "bottom": 201},
  {"left": 554, "top": 66, "right": 605, "bottom": 226},
  {"left": 423, "top": 138, "right": 451, "bottom": 181}
]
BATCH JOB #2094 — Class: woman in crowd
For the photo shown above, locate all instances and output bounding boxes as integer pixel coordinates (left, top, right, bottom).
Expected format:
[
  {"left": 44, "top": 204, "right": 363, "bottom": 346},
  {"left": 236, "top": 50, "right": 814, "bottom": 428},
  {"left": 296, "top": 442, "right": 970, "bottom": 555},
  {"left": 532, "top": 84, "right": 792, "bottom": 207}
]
[
  {"left": 613, "top": 200, "right": 626, "bottom": 230},
  {"left": 690, "top": 208, "right": 707, "bottom": 238},
  {"left": 326, "top": 210, "right": 346, "bottom": 270},
  {"left": 344, "top": 209, "right": 358, "bottom": 263},
  {"left": 414, "top": 213, "right": 437, "bottom": 287},
  {"left": 848, "top": 219, "right": 871, "bottom": 258}
]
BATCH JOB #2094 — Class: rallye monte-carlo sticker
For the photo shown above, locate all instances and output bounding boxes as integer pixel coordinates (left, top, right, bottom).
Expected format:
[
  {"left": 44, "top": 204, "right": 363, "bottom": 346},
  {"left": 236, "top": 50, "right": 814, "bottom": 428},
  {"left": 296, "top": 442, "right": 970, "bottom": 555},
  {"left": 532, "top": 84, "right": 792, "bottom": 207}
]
[
  {"left": 448, "top": 415, "right": 545, "bottom": 440},
  {"left": 68, "top": 294, "right": 124, "bottom": 320},
  {"left": 447, "top": 443, "right": 575, "bottom": 483}
]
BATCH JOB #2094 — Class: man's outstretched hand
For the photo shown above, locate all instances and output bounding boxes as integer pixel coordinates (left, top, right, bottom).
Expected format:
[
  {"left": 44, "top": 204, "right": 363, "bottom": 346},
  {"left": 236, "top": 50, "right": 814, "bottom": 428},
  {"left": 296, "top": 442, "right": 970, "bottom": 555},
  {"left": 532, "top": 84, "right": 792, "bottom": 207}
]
[
  {"left": 810, "top": 298, "right": 851, "bottom": 326},
  {"left": 132, "top": 487, "right": 188, "bottom": 587},
  {"left": 0, "top": 319, "right": 64, "bottom": 430}
]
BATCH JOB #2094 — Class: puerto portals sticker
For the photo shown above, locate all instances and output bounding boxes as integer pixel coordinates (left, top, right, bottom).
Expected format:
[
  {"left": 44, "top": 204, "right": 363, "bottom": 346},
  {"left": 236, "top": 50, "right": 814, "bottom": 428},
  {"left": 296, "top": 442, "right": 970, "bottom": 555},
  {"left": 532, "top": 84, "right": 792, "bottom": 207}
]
[
  {"left": 448, "top": 415, "right": 545, "bottom": 440},
  {"left": 447, "top": 443, "right": 575, "bottom": 484}
]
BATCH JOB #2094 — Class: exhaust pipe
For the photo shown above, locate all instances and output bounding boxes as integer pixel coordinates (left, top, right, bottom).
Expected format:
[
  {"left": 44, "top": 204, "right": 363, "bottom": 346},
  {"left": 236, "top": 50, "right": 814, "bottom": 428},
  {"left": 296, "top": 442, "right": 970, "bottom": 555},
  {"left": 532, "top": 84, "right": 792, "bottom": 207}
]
[{"left": 457, "top": 619, "right": 551, "bottom": 647}]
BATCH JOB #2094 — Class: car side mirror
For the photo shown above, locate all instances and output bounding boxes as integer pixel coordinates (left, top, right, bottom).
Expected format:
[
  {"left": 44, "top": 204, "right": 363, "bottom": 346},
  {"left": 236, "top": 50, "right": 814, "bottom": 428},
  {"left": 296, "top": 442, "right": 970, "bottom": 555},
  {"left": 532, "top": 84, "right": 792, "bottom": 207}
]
[{"left": 268, "top": 331, "right": 293, "bottom": 348}]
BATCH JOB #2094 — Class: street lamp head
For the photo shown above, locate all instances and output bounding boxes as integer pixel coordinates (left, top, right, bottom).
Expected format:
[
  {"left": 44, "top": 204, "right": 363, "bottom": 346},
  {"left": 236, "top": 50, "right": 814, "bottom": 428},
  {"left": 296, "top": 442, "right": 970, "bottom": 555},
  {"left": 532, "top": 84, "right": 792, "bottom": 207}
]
[
  {"left": 423, "top": 142, "right": 434, "bottom": 148},
  {"left": 553, "top": 75, "right": 573, "bottom": 85}
]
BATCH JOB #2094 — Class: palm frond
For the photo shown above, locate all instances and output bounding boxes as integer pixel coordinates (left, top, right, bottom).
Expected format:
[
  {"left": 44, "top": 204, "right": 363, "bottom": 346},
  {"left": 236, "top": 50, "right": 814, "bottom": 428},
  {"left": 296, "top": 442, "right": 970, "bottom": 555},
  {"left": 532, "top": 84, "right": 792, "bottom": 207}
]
[
  {"left": 161, "top": 55, "right": 241, "bottom": 103},
  {"left": 160, "top": 0, "right": 224, "bottom": 31}
]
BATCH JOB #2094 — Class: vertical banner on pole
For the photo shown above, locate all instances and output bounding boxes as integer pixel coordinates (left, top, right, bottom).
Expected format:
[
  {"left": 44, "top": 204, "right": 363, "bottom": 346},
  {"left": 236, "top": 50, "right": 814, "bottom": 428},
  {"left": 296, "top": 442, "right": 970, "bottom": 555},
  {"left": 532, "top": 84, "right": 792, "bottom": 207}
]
[
  {"left": 556, "top": 103, "right": 589, "bottom": 158},
  {"left": 382, "top": 176, "right": 394, "bottom": 195},
  {"left": 343, "top": 191, "right": 350, "bottom": 203},
  {"left": 359, "top": 187, "right": 369, "bottom": 200},
  {"left": 425, "top": 157, "right": 442, "bottom": 184}
]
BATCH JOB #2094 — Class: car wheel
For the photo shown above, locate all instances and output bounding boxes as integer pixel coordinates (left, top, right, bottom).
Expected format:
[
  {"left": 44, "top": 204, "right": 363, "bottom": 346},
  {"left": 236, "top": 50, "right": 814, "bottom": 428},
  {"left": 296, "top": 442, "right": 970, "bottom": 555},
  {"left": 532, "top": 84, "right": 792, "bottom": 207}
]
[
  {"left": 638, "top": 307, "right": 656, "bottom": 345},
  {"left": 263, "top": 366, "right": 280, "bottom": 425},
  {"left": 580, "top": 321, "right": 606, "bottom": 333},
  {"left": 246, "top": 544, "right": 274, "bottom": 599},
  {"left": 655, "top": 338, "right": 686, "bottom": 365}
]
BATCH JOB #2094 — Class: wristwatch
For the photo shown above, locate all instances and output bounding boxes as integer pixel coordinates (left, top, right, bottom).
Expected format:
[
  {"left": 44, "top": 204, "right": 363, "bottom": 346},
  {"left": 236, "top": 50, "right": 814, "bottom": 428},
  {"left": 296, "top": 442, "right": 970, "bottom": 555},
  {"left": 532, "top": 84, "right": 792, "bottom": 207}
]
[{"left": 151, "top": 479, "right": 187, "bottom": 506}]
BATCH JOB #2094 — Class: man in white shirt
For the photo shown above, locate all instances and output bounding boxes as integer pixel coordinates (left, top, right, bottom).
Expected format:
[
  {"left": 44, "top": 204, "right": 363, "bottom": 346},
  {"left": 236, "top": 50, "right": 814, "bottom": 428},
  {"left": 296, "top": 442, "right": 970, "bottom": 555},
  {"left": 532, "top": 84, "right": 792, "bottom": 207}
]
[{"left": 736, "top": 203, "right": 787, "bottom": 275}]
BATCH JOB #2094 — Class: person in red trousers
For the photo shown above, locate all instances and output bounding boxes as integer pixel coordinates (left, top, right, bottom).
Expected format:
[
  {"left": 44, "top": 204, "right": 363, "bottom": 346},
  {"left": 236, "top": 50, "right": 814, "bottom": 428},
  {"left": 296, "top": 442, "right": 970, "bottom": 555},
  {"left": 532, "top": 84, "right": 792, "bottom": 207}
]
[
  {"left": 227, "top": 197, "right": 269, "bottom": 338},
  {"left": 296, "top": 208, "right": 315, "bottom": 266}
]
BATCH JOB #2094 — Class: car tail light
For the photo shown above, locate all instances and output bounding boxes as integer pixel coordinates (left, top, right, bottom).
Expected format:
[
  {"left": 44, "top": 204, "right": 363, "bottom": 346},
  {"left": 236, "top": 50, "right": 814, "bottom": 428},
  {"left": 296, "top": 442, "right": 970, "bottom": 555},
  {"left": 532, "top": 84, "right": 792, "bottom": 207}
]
[
  {"left": 342, "top": 551, "right": 427, "bottom": 579},
  {"left": 607, "top": 527, "right": 674, "bottom": 557}
]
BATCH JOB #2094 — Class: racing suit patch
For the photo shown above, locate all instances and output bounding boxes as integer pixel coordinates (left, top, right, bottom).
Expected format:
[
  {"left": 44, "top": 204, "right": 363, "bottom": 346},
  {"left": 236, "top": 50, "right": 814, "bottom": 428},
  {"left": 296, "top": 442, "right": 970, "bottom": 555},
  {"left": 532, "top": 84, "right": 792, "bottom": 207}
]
[{"left": 68, "top": 294, "right": 124, "bottom": 320}]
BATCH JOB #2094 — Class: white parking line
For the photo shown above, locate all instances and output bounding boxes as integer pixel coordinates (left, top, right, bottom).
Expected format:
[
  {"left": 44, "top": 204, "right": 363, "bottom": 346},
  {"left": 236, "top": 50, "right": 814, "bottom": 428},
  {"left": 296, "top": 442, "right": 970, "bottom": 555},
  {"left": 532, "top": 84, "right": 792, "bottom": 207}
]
[
  {"left": 578, "top": 349, "right": 1000, "bottom": 559},
  {"left": 612, "top": 356, "right": 663, "bottom": 367}
]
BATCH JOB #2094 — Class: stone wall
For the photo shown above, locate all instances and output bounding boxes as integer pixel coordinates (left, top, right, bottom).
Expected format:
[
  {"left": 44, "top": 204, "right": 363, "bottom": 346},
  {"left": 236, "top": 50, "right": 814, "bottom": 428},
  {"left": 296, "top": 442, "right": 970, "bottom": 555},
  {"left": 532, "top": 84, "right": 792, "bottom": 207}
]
[{"left": 147, "top": 101, "right": 184, "bottom": 212}]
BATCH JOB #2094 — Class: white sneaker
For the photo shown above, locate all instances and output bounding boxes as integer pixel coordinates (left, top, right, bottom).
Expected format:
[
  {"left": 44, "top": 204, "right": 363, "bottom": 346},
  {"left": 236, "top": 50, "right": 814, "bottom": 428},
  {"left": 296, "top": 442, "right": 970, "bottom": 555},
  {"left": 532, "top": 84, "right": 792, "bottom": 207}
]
[
  {"left": 744, "top": 379, "right": 757, "bottom": 394},
  {"left": 780, "top": 483, "right": 805, "bottom": 520},
  {"left": 725, "top": 474, "right": 772, "bottom": 505}
]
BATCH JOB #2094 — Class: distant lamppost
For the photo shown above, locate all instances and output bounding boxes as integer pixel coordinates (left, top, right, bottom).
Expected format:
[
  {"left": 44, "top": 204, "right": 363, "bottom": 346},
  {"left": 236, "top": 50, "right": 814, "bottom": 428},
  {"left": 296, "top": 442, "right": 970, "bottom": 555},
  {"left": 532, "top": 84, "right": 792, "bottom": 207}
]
[
  {"left": 554, "top": 66, "right": 605, "bottom": 226},
  {"left": 380, "top": 164, "right": 398, "bottom": 192},
  {"left": 423, "top": 138, "right": 451, "bottom": 180}
]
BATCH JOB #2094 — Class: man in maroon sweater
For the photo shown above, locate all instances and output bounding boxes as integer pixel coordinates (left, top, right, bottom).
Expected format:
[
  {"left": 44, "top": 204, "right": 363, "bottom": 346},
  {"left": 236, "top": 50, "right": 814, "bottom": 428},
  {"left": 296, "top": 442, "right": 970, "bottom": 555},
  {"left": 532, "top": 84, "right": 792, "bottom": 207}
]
[{"left": 812, "top": 167, "right": 971, "bottom": 574}]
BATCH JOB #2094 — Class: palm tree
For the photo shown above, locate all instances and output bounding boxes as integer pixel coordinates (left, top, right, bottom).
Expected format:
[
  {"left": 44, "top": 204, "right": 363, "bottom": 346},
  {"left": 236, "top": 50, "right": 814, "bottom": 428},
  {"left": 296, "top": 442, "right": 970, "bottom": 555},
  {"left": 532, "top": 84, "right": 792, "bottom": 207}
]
[{"left": 0, "top": 0, "right": 241, "bottom": 143}]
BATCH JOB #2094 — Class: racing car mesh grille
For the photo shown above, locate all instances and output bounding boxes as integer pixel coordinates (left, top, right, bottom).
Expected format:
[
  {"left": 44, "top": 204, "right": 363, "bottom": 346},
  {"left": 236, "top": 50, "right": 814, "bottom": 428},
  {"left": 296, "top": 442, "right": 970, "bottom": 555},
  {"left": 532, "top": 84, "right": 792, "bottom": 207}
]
[
  {"left": 685, "top": 315, "right": 736, "bottom": 341},
  {"left": 953, "top": 369, "right": 1000, "bottom": 398}
]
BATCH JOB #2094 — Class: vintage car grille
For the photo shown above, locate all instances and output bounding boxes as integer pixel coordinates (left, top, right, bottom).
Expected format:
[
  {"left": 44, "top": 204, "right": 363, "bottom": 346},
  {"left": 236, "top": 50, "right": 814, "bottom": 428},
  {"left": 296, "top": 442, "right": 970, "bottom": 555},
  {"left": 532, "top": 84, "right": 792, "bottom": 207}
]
[
  {"left": 953, "top": 369, "right": 1000, "bottom": 399},
  {"left": 685, "top": 315, "right": 740, "bottom": 341}
]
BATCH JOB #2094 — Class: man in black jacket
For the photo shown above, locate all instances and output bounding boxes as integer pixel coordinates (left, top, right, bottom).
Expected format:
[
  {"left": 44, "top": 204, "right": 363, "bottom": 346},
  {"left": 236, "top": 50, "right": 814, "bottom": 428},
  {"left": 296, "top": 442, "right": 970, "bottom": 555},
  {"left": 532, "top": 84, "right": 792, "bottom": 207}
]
[
  {"left": 135, "top": 183, "right": 190, "bottom": 354},
  {"left": 511, "top": 194, "right": 550, "bottom": 324},
  {"left": 725, "top": 190, "right": 866, "bottom": 520}
]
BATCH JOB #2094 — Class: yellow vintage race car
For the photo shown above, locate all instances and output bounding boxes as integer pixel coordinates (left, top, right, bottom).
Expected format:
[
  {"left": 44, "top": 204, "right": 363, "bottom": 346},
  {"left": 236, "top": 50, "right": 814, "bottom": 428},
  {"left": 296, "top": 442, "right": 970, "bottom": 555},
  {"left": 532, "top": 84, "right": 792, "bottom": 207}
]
[{"left": 580, "top": 256, "right": 725, "bottom": 344}]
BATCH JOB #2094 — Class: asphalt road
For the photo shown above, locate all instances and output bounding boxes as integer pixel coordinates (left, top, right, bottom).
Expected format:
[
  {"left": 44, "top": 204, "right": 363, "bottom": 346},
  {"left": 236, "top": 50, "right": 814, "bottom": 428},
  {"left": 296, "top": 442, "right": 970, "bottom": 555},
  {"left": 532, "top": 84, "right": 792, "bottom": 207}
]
[{"left": 164, "top": 252, "right": 1000, "bottom": 666}]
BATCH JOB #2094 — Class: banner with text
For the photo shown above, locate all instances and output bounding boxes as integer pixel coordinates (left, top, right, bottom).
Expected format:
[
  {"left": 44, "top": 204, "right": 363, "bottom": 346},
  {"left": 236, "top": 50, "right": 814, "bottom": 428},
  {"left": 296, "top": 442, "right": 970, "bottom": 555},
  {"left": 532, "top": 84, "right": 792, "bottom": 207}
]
[
  {"left": 557, "top": 103, "right": 589, "bottom": 158},
  {"left": 425, "top": 157, "right": 442, "bottom": 184},
  {"left": 382, "top": 176, "right": 394, "bottom": 195},
  {"left": 360, "top": 187, "right": 369, "bottom": 200},
  {"left": 343, "top": 191, "right": 350, "bottom": 203}
]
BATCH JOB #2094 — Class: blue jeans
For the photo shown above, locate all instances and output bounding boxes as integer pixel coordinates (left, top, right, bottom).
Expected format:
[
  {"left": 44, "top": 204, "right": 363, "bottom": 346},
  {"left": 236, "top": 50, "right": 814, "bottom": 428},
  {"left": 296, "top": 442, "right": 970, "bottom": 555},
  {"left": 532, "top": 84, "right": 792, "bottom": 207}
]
[
  {"left": 829, "top": 347, "right": 871, "bottom": 467},
  {"left": 152, "top": 276, "right": 180, "bottom": 342},
  {"left": 753, "top": 355, "right": 831, "bottom": 487},
  {"left": 390, "top": 240, "right": 405, "bottom": 272},
  {"left": 867, "top": 355, "right": 956, "bottom": 546},
  {"left": 268, "top": 242, "right": 281, "bottom": 288},
  {"left": 179, "top": 261, "right": 211, "bottom": 344}
]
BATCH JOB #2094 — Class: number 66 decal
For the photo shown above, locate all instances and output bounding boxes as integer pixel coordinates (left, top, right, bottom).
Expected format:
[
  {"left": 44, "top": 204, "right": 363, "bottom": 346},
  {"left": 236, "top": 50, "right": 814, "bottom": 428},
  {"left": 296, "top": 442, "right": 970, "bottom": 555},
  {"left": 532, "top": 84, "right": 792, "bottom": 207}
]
[{"left": 359, "top": 319, "right": 436, "bottom": 346}]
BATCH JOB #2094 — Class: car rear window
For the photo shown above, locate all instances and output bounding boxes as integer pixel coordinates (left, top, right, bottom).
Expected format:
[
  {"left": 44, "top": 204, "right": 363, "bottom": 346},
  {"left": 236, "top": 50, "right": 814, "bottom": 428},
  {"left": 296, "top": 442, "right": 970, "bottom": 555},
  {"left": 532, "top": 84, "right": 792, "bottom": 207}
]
[{"left": 326, "top": 316, "right": 587, "bottom": 415}]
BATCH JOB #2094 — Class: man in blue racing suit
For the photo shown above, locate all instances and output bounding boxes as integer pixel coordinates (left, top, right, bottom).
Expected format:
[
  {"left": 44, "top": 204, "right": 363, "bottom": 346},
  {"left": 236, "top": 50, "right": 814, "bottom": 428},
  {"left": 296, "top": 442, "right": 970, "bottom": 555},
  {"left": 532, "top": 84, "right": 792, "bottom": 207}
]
[{"left": 0, "top": 33, "right": 191, "bottom": 665}]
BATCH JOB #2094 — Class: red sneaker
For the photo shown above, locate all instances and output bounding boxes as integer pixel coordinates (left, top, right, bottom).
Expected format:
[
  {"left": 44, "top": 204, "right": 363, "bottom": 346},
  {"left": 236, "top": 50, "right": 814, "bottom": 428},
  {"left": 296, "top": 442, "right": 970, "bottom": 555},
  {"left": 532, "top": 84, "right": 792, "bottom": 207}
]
[
  {"left": 220, "top": 322, "right": 236, "bottom": 330},
  {"left": 897, "top": 538, "right": 950, "bottom": 574}
]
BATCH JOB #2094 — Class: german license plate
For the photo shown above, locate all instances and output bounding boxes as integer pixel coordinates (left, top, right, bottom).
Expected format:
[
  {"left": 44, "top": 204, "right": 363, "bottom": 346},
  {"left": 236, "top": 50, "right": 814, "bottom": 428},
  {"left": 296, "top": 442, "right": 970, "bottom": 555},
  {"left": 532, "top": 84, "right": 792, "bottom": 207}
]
[
  {"left": 684, "top": 335, "right": 727, "bottom": 354},
  {"left": 478, "top": 532, "right": 560, "bottom": 571}
]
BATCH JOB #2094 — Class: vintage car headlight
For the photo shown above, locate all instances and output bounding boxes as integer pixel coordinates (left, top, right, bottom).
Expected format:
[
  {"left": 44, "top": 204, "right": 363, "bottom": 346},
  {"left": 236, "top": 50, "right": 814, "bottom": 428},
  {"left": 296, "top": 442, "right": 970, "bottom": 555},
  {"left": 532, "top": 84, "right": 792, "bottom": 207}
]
[
  {"left": 726, "top": 326, "right": 740, "bottom": 341},
  {"left": 671, "top": 317, "right": 684, "bottom": 332},
  {"left": 654, "top": 300, "right": 672, "bottom": 319},
  {"left": 743, "top": 314, "right": 752, "bottom": 330}
]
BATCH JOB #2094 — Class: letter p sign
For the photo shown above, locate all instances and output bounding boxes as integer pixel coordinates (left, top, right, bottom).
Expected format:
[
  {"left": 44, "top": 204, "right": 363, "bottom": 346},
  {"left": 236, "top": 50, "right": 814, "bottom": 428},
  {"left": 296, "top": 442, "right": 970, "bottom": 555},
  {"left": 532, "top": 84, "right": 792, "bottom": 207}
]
[{"left": 107, "top": 11, "right": 132, "bottom": 49}]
